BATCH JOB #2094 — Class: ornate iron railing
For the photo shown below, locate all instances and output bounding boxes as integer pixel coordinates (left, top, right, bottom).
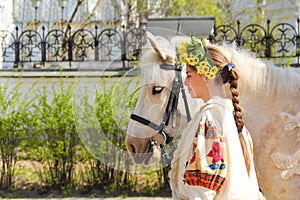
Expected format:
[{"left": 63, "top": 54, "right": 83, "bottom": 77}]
[
  {"left": 1, "top": 19, "right": 300, "bottom": 70},
  {"left": 209, "top": 19, "right": 300, "bottom": 67},
  {"left": 0, "top": 25, "right": 147, "bottom": 69}
]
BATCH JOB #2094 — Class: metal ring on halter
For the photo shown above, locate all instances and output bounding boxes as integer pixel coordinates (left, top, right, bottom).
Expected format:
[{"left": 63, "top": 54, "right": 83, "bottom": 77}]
[
  {"left": 150, "top": 131, "right": 167, "bottom": 146},
  {"left": 226, "top": 62, "right": 235, "bottom": 71},
  {"left": 148, "top": 131, "right": 171, "bottom": 162}
]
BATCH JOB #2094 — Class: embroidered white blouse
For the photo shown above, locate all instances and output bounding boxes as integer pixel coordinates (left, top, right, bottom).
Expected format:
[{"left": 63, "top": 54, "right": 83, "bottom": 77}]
[{"left": 169, "top": 97, "right": 265, "bottom": 200}]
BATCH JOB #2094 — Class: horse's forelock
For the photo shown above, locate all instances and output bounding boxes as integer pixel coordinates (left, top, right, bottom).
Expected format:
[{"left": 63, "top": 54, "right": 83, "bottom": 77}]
[
  {"left": 139, "top": 35, "right": 179, "bottom": 87},
  {"left": 139, "top": 47, "right": 174, "bottom": 88}
]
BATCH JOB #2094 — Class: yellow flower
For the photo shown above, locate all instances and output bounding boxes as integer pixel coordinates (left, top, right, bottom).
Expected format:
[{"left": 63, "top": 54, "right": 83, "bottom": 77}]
[
  {"left": 210, "top": 66, "right": 219, "bottom": 74},
  {"left": 176, "top": 36, "right": 220, "bottom": 80},
  {"left": 182, "top": 41, "right": 188, "bottom": 48},
  {"left": 200, "top": 61, "right": 206, "bottom": 66},
  {"left": 203, "top": 65, "right": 210, "bottom": 73},
  {"left": 180, "top": 53, "right": 187, "bottom": 62},
  {"left": 207, "top": 73, "right": 216, "bottom": 79},
  {"left": 196, "top": 65, "right": 203, "bottom": 75},
  {"left": 187, "top": 56, "right": 198, "bottom": 66},
  {"left": 178, "top": 42, "right": 187, "bottom": 54}
]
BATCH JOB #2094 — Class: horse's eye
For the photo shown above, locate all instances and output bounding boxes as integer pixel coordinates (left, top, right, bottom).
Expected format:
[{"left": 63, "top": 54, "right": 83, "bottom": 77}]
[{"left": 152, "top": 86, "right": 164, "bottom": 95}]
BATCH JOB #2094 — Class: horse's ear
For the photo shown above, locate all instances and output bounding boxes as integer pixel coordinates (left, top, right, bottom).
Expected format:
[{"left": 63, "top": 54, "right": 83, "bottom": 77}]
[
  {"left": 147, "top": 32, "right": 174, "bottom": 64},
  {"left": 147, "top": 33, "right": 167, "bottom": 60}
]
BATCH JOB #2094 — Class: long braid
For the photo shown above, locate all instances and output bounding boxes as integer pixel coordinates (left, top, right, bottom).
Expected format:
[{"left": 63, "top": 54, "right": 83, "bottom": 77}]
[
  {"left": 229, "top": 68, "right": 251, "bottom": 176},
  {"left": 205, "top": 45, "right": 252, "bottom": 176},
  {"left": 228, "top": 69, "right": 244, "bottom": 130}
]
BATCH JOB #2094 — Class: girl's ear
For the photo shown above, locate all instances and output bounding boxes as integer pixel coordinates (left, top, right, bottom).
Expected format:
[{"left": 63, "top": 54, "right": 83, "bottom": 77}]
[{"left": 203, "top": 75, "right": 209, "bottom": 82}]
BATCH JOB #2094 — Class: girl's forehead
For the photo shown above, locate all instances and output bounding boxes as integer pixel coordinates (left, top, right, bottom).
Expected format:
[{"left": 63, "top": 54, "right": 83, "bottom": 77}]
[{"left": 185, "top": 65, "right": 196, "bottom": 73}]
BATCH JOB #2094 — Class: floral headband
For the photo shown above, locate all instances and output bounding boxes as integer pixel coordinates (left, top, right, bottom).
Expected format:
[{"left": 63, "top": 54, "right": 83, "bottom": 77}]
[{"left": 176, "top": 36, "right": 219, "bottom": 79}]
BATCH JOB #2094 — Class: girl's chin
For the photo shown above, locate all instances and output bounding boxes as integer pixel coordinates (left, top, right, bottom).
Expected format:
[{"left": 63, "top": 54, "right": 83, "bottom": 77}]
[
  {"left": 189, "top": 93, "right": 196, "bottom": 98},
  {"left": 190, "top": 93, "right": 201, "bottom": 99}
]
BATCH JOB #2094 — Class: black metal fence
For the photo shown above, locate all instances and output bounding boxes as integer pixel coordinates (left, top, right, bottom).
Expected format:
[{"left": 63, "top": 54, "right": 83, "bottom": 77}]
[
  {"left": 1, "top": 19, "right": 300, "bottom": 69},
  {"left": 0, "top": 25, "right": 147, "bottom": 69},
  {"left": 210, "top": 19, "right": 300, "bottom": 67}
]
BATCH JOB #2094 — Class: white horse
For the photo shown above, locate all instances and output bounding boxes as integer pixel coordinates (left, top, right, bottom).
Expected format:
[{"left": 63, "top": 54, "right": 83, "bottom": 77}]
[{"left": 125, "top": 33, "right": 300, "bottom": 200}]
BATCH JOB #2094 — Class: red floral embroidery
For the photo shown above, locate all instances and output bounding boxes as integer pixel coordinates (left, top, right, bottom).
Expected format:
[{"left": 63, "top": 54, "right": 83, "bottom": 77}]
[
  {"left": 207, "top": 142, "right": 224, "bottom": 163},
  {"left": 183, "top": 170, "right": 226, "bottom": 192},
  {"left": 190, "top": 152, "right": 196, "bottom": 164},
  {"left": 189, "top": 142, "right": 197, "bottom": 164},
  {"left": 193, "top": 142, "right": 197, "bottom": 148}
]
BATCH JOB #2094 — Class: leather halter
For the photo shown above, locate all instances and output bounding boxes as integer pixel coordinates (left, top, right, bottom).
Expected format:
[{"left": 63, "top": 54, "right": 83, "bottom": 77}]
[{"left": 130, "top": 63, "right": 191, "bottom": 162}]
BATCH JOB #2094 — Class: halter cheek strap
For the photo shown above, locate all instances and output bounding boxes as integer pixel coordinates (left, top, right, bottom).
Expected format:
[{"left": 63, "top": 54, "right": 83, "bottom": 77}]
[{"left": 130, "top": 63, "right": 191, "bottom": 162}]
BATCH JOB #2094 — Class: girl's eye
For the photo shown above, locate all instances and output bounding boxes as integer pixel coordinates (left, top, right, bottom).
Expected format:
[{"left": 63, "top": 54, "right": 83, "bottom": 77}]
[{"left": 152, "top": 86, "right": 164, "bottom": 95}]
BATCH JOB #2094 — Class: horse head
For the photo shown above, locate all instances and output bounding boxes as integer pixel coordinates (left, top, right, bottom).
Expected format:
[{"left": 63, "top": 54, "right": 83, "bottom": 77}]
[{"left": 125, "top": 33, "right": 200, "bottom": 165}]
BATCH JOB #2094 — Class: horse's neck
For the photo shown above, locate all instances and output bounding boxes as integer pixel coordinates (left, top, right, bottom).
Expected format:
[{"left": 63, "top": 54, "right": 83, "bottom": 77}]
[
  {"left": 238, "top": 54, "right": 300, "bottom": 103},
  {"left": 236, "top": 55, "right": 300, "bottom": 147}
]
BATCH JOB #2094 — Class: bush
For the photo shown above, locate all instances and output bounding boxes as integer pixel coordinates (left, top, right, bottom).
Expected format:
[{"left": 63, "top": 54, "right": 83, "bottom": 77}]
[
  {"left": 0, "top": 77, "right": 36, "bottom": 189},
  {"left": 0, "top": 71, "right": 171, "bottom": 197},
  {"left": 27, "top": 77, "right": 79, "bottom": 190}
]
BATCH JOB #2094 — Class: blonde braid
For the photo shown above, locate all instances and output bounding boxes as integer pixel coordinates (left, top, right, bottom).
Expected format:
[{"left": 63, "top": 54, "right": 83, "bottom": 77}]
[
  {"left": 204, "top": 45, "right": 252, "bottom": 176},
  {"left": 229, "top": 68, "right": 251, "bottom": 176}
]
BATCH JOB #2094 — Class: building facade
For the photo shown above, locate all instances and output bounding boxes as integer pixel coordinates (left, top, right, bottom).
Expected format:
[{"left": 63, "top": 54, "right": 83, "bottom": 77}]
[{"left": 1, "top": 0, "right": 300, "bottom": 69}]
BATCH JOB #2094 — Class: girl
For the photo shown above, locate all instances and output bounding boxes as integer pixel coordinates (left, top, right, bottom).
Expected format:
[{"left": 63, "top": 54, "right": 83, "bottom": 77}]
[{"left": 169, "top": 36, "right": 265, "bottom": 200}]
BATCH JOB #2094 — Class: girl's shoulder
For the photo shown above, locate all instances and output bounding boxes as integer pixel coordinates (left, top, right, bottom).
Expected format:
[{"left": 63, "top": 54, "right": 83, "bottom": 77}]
[
  {"left": 196, "top": 106, "right": 224, "bottom": 133},
  {"left": 200, "top": 98, "right": 233, "bottom": 114}
]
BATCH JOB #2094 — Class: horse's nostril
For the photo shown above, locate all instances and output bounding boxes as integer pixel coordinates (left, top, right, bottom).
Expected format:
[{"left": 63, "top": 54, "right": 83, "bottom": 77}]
[{"left": 131, "top": 144, "right": 136, "bottom": 153}]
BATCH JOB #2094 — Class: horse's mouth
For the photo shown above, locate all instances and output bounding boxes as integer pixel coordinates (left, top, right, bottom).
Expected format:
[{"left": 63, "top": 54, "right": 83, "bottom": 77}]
[
  {"left": 126, "top": 135, "right": 162, "bottom": 165},
  {"left": 129, "top": 145, "right": 161, "bottom": 165},
  {"left": 132, "top": 154, "right": 147, "bottom": 164}
]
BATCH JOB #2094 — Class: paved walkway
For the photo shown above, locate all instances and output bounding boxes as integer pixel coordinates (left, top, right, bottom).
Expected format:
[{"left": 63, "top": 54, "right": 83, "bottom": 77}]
[{"left": 9, "top": 198, "right": 172, "bottom": 200}]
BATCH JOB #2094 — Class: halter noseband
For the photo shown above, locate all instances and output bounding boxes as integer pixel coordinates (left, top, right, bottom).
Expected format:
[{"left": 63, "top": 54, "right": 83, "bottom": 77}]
[{"left": 130, "top": 63, "right": 191, "bottom": 162}]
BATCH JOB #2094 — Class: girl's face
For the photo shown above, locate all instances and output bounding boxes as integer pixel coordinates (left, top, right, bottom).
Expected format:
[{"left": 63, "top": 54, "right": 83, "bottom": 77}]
[{"left": 184, "top": 65, "right": 210, "bottom": 101}]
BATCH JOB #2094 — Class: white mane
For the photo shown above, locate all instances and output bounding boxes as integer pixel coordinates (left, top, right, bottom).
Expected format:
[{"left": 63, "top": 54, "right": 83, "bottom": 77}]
[{"left": 221, "top": 45, "right": 300, "bottom": 102}]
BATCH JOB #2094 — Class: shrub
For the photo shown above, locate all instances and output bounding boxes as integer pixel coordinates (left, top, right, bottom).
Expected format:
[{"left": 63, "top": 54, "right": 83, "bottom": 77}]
[
  {"left": 0, "top": 77, "right": 36, "bottom": 189},
  {"left": 29, "top": 77, "right": 79, "bottom": 190}
]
